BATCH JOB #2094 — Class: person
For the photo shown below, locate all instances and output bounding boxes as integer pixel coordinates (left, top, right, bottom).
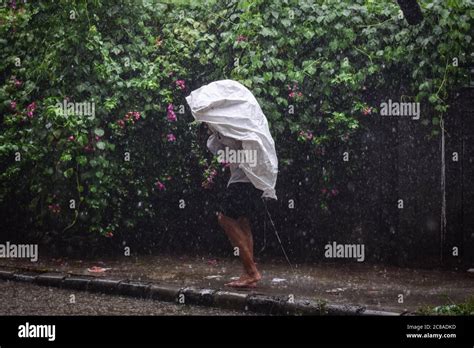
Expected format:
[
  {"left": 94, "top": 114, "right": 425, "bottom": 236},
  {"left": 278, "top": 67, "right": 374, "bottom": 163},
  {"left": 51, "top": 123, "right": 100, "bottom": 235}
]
[
  {"left": 205, "top": 124, "right": 263, "bottom": 287},
  {"left": 186, "top": 80, "right": 278, "bottom": 288}
]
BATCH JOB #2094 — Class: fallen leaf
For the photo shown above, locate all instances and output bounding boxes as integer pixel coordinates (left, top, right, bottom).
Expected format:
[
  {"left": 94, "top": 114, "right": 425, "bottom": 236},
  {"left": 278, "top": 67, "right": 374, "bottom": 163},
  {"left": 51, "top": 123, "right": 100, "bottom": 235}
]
[{"left": 87, "top": 266, "right": 111, "bottom": 273}]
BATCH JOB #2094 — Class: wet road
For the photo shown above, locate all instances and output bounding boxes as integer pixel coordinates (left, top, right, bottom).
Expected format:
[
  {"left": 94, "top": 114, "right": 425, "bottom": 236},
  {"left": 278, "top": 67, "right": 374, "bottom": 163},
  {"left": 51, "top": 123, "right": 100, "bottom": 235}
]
[
  {"left": 1, "top": 254, "right": 473, "bottom": 313},
  {"left": 0, "top": 280, "right": 254, "bottom": 316}
]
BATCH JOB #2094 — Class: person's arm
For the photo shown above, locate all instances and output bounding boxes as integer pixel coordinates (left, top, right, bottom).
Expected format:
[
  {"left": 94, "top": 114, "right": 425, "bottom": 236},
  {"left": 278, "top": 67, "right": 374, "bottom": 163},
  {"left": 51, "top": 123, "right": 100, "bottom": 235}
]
[{"left": 206, "top": 133, "right": 224, "bottom": 155}]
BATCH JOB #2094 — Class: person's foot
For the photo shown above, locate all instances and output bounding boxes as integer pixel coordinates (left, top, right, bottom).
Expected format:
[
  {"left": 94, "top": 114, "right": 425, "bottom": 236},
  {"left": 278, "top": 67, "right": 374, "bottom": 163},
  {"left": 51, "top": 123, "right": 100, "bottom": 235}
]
[{"left": 225, "top": 272, "right": 261, "bottom": 288}]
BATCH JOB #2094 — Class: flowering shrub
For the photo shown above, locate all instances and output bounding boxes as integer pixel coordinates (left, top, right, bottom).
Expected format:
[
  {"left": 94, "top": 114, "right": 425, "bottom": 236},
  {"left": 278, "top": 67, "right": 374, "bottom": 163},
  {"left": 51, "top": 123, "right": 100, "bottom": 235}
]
[{"left": 0, "top": 0, "right": 471, "bottom": 252}]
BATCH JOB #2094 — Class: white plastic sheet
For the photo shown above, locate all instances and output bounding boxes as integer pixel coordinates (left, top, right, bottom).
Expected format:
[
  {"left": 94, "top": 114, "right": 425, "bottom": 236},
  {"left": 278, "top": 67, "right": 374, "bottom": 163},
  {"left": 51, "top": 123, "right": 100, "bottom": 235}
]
[{"left": 185, "top": 79, "right": 278, "bottom": 199}]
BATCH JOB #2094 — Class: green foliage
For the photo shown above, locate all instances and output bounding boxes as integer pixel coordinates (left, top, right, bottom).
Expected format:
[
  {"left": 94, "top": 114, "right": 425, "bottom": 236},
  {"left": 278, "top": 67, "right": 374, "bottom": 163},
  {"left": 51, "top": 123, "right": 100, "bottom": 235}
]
[
  {"left": 0, "top": 0, "right": 471, "bottom": 247},
  {"left": 418, "top": 296, "right": 474, "bottom": 315}
]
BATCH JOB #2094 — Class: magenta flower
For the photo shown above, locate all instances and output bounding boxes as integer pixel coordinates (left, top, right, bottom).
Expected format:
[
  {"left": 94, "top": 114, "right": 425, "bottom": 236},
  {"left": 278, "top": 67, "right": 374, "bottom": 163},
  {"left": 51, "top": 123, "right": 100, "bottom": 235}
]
[
  {"left": 26, "top": 102, "right": 36, "bottom": 118},
  {"left": 167, "top": 104, "right": 177, "bottom": 122},
  {"left": 288, "top": 83, "right": 303, "bottom": 99},
  {"left": 68, "top": 135, "right": 75, "bottom": 142},
  {"left": 10, "top": 101, "right": 17, "bottom": 110},
  {"left": 175, "top": 80, "right": 186, "bottom": 91},
  {"left": 155, "top": 181, "right": 166, "bottom": 191},
  {"left": 236, "top": 35, "right": 247, "bottom": 43},
  {"left": 27, "top": 102, "right": 36, "bottom": 111},
  {"left": 362, "top": 107, "right": 372, "bottom": 115},
  {"left": 167, "top": 133, "right": 176, "bottom": 142},
  {"left": 14, "top": 79, "right": 22, "bottom": 88},
  {"left": 84, "top": 144, "right": 94, "bottom": 152},
  {"left": 331, "top": 189, "right": 339, "bottom": 196},
  {"left": 220, "top": 160, "right": 231, "bottom": 168},
  {"left": 48, "top": 203, "right": 61, "bottom": 214},
  {"left": 298, "top": 130, "right": 313, "bottom": 142},
  {"left": 117, "top": 119, "right": 125, "bottom": 128}
]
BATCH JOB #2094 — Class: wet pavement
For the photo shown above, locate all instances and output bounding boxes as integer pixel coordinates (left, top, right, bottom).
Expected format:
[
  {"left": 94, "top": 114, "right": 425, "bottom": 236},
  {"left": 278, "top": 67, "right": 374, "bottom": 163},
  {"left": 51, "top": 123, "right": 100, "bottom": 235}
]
[
  {"left": 0, "top": 254, "right": 473, "bottom": 313},
  {"left": 0, "top": 280, "right": 254, "bottom": 315}
]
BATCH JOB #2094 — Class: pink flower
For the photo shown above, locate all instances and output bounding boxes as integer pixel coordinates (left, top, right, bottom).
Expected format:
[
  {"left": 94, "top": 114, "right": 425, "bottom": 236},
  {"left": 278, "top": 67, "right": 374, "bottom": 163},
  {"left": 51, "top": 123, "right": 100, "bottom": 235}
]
[
  {"left": 26, "top": 102, "right": 36, "bottom": 118},
  {"left": 167, "top": 104, "right": 177, "bottom": 122},
  {"left": 220, "top": 160, "right": 231, "bottom": 168},
  {"left": 48, "top": 203, "right": 61, "bottom": 214},
  {"left": 155, "top": 181, "right": 166, "bottom": 191},
  {"left": 10, "top": 76, "right": 21, "bottom": 87},
  {"left": 288, "top": 83, "right": 302, "bottom": 99},
  {"left": 236, "top": 35, "right": 247, "bottom": 43},
  {"left": 167, "top": 112, "right": 177, "bottom": 122},
  {"left": 117, "top": 119, "right": 125, "bottom": 128},
  {"left": 298, "top": 130, "right": 313, "bottom": 142},
  {"left": 84, "top": 144, "right": 94, "bottom": 152},
  {"left": 167, "top": 133, "right": 176, "bottom": 142},
  {"left": 362, "top": 107, "right": 372, "bottom": 115},
  {"left": 105, "top": 231, "right": 114, "bottom": 238},
  {"left": 10, "top": 101, "right": 17, "bottom": 110},
  {"left": 68, "top": 135, "right": 75, "bottom": 142},
  {"left": 331, "top": 189, "right": 339, "bottom": 196},
  {"left": 132, "top": 111, "right": 141, "bottom": 121},
  {"left": 175, "top": 80, "right": 186, "bottom": 91}
]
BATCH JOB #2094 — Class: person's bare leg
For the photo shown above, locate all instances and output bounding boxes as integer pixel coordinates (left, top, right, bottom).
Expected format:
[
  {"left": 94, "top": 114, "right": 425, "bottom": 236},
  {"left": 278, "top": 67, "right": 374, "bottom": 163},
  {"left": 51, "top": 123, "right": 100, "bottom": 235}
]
[
  {"left": 217, "top": 213, "right": 261, "bottom": 287},
  {"left": 237, "top": 217, "right": 253, "bottom": 259}
]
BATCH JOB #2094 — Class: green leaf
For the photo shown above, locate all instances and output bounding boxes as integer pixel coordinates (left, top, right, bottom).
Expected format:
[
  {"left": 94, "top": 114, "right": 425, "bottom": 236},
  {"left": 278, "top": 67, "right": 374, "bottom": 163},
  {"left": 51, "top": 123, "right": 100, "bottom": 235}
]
[
  {"left": 94, "top": 128, "right": 105, "bottom": 137},
  {"left": 52, "top": 129, "right": 62, "bottom": 138},
  {"left": 77, "top": 156, "right": 88, "bottom": 166},
  {"left": 60, "top": 153, "right": 72, "bottom": 162},
  {"left": 96, "top": 142, "right": 106, "bottom": 150},
  {"left": 63, "top": 168, "right": 74, "bottom": 178}
]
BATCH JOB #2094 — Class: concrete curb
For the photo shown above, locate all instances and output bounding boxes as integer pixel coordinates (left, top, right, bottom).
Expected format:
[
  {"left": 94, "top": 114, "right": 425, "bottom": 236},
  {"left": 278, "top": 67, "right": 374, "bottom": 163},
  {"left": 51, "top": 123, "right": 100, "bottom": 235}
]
[{"left": 0, "top": 267, "right": 403, "bottom": 316}]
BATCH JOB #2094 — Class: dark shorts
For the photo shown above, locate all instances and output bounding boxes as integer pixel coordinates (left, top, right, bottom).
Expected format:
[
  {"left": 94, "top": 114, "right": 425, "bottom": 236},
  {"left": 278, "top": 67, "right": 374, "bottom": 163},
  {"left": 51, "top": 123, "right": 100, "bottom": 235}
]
[{"left": 219, "top": 182, "right": 262, "bottom": 220}]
